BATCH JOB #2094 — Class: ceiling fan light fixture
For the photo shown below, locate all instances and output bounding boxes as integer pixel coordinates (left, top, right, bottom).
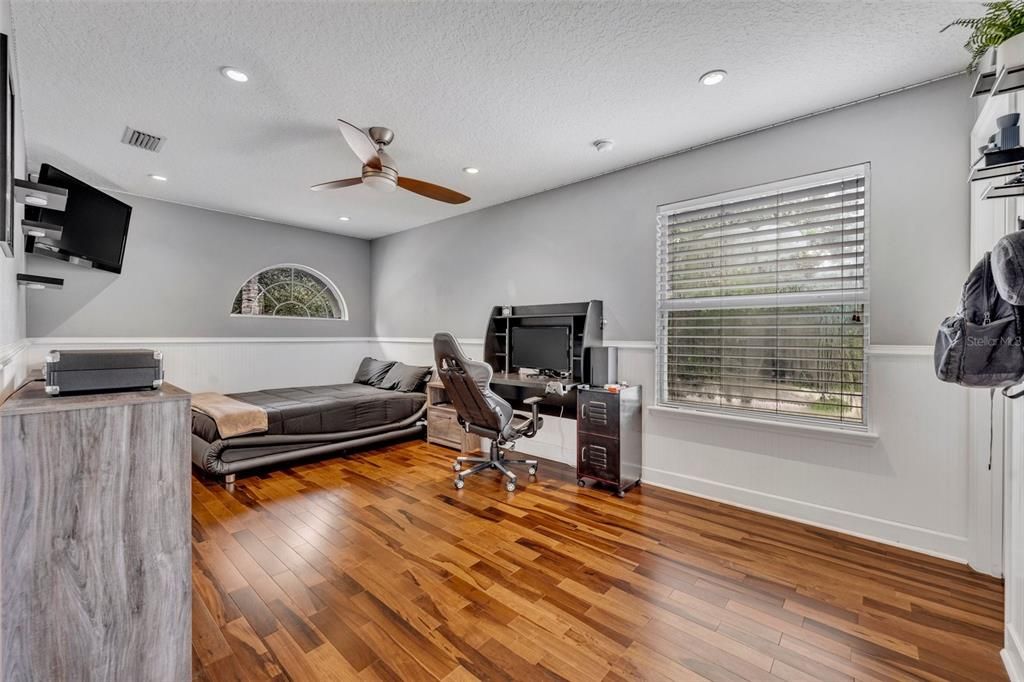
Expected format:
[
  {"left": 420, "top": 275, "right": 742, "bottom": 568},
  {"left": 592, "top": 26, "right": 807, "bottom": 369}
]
[
  {"left": 363, "top": 174, "right": 396, "bottom": 192},
  {"left": 699, "top": 69, "right": 727, "bottom": 86},
  {"left": 314, "top": 118, "right": 471, "bottom": 204},
  {"left": 220, "top": 66, "right": 249, "bottom": 83}
]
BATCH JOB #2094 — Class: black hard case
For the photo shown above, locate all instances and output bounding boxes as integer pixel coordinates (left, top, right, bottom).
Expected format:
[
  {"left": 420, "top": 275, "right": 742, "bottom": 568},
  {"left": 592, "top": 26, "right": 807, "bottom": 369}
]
[{"left": 44, "top": 349, "right": 164, "bottom": 396}]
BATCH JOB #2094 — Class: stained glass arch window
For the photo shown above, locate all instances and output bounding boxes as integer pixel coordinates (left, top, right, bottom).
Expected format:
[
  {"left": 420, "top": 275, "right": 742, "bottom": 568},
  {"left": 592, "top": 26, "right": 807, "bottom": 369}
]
[{"left": 231, "top": 264, "right": 348, "bottom": 320}]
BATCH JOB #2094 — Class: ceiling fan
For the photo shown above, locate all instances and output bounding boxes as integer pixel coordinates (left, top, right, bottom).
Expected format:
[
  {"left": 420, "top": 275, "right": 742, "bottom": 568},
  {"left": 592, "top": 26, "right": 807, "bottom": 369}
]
[{"left": 311, "top": 119, "right": 471, "bottom": 204}]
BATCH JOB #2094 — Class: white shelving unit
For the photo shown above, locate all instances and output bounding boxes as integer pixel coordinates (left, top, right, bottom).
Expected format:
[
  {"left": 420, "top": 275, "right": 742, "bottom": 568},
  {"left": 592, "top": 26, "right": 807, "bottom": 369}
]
[{"left": 971, "top": 84, "right": 1024, "bottom": 681}]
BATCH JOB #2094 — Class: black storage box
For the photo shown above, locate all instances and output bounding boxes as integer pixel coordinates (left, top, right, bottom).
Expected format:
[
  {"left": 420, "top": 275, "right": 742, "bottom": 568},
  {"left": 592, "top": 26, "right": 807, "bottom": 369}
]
[{"left": 44, "top": 349, "right": 164, "bottom": 396}]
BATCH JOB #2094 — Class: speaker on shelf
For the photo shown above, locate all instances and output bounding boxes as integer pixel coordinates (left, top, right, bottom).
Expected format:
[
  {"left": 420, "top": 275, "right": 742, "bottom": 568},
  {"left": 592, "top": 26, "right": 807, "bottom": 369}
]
[{"left": 584, "top": 346, "right": 618, "bottom": 385}]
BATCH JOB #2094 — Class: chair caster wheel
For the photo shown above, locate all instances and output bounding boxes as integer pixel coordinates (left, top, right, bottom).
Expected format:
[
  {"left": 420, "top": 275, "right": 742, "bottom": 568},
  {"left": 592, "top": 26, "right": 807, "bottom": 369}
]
[
  {"left": 528, "top": 465, "right": 538, "bottom": 476},
  {"left": 616, "top": 490, "right": 626, "bottom": 498},
  {"left": 452, "top": 462, "right": 461, "bottom": 472},
  {"left": 577, "top": 479, "right": 586, "bottom": 487},
  {"left": 453, "top": 478, "right": 464, "bottom": 490},
  {"left": 505, "top": 480, "right": 516, "bottom": 493}
]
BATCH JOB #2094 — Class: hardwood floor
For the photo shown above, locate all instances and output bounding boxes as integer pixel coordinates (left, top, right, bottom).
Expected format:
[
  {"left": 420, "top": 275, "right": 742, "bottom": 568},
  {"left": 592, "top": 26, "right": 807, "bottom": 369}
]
[{"left": 191, "top": 439, "right": 1006, "bottom": 682}]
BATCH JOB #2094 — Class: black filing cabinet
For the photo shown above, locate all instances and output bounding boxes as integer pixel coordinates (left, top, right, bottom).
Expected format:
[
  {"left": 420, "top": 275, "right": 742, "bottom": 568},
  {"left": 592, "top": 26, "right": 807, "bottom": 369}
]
[{"left": 576, "top": 385, "right": 642, "bottom": 496}]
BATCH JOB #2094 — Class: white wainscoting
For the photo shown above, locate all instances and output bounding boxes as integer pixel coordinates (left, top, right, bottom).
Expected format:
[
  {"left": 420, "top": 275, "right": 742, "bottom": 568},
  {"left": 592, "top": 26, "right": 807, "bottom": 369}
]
[
  {"left": 0, "top": 339, "right": 29, "bottom": 401},
  {"left": 24, "top": 336, "right": 981, "bottom": 567},
  {"left": 27, "top": 337, "right": 376, "bottom": 394}
]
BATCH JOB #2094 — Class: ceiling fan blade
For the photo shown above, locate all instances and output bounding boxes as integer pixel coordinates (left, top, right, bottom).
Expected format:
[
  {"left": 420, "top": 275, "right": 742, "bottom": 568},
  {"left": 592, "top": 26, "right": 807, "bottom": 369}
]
[
  {"left": 310, "top": 177, "right": 363, "bottom": 191},
  {"left": 396, "top": 176, "right": 470, "bottom": 204},
  {"left": 337, "top": 119, "right": 381, "bottom": 169}
]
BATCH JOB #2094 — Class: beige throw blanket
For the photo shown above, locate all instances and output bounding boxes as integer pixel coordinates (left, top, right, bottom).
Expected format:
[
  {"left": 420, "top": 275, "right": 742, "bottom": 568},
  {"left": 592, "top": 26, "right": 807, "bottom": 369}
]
[{"left": 191, "top": 392, "right": 268, "bottom": 438}]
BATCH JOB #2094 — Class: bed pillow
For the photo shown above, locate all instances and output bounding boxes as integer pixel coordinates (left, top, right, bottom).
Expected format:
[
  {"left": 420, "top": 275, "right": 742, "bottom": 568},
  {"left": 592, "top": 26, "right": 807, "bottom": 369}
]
[
  {"left": 379, "top": 362, "right": 432, "bottom": 392},
  {"left": 353, "top": 357, "right": 396, "bottom": 386}
]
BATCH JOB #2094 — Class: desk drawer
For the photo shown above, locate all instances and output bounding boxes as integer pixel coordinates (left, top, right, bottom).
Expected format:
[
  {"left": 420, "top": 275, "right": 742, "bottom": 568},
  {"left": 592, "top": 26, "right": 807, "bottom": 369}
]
[{"left": 428, "top": 408, "right": 465, "bottom": 447}]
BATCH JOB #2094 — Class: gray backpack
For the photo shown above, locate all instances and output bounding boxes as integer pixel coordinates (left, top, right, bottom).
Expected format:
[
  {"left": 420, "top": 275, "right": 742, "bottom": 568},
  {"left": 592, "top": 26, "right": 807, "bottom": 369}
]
[{"left": 935, "top": 251, "right": 1024, "bottom": 387}]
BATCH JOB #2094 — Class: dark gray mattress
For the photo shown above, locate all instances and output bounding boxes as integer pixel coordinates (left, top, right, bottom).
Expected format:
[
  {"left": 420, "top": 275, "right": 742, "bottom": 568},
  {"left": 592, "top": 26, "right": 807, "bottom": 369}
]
[{"left": 191, "top": 383, "right": 427, "bottom": 442}]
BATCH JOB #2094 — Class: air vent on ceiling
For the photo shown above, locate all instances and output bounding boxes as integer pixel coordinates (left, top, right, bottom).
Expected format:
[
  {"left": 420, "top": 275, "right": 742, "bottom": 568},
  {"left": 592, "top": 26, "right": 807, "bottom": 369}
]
[{"left": 120, "top": 126, "right": 165, "bottom": 152}]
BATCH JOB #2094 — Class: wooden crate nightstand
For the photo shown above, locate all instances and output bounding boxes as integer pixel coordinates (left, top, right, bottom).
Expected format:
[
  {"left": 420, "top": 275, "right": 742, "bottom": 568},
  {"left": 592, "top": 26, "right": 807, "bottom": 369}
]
[{"left": 426, "top": 380, "right": 480, "bottom": 454}]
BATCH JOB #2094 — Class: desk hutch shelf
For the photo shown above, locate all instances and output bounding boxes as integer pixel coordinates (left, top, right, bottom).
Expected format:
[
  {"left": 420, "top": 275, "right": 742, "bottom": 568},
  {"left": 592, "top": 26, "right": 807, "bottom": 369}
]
[{"left": 484, "top": 300, "right": 604, "bottom": 384}]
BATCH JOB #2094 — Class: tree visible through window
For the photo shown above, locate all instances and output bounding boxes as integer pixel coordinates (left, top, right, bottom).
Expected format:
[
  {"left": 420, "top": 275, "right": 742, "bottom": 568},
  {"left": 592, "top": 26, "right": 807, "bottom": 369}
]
[
  {"left": 656, "top": 165, "right": 868, "bottom": 428},
  {"left": 231, "top": 265, "right": 347, "bottom": 320}
]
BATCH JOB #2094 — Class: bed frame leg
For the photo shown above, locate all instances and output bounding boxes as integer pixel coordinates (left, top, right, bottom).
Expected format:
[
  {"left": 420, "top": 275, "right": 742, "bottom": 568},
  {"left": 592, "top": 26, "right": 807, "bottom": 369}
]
[{"left": 223, "top": 473, "right": 236, "bottom": 485}]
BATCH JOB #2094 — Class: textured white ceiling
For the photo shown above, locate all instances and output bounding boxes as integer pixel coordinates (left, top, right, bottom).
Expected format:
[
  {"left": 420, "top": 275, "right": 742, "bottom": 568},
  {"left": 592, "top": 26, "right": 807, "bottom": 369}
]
[{"left": 11, "top": 0, "right": 981, "bottom": 240}]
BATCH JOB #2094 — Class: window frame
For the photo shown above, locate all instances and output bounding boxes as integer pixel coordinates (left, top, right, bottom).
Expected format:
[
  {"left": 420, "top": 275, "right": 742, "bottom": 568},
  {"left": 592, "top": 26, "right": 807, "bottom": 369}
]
[
  {"left": 655, "top": 163, "right": 871, "bottom": 432},
  {"left": 229, "top": 263, "right": 349, "bottom": 321}
]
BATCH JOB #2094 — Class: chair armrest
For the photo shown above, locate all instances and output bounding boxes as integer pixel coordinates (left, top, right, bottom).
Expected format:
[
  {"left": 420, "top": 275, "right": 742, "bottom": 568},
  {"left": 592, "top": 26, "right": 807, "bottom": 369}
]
[{"left": 522, "top": 396, "right": 543, "bottom": 428}]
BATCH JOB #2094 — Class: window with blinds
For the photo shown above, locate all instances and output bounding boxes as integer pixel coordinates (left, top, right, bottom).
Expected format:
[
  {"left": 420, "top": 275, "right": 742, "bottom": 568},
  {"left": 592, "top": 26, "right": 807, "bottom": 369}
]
[{"left": 656, "top": 164, "right": 868, "bottom": 428}]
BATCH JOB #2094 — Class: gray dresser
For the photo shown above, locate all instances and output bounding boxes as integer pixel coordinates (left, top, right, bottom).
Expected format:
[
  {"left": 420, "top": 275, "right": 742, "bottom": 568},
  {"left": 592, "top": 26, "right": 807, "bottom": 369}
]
[{"left": 0, "top": 379, "right": 191, "bottom": 681}]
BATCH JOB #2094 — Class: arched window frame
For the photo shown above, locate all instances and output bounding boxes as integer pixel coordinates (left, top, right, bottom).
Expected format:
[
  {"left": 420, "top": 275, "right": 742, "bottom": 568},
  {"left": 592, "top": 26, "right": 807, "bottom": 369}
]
[{"left": 230, "top": 263, "right": 349, "bottom": 321}]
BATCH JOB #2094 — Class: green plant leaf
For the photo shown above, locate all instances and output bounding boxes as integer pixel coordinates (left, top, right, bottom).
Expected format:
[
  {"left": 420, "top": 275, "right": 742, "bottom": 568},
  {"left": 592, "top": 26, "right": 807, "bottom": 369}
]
[{"left": 942, "top": 0, "right": 1024, "bottom": 70}]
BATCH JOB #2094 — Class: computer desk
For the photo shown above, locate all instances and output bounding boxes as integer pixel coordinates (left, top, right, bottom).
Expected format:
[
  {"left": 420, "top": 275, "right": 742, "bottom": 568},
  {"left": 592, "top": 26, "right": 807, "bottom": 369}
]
[
  {"left": 490, "top": 371, "right": 579, "bottom": 392},
  {"left": 490, "top": 372, "right": 579, "bottom": 419}
]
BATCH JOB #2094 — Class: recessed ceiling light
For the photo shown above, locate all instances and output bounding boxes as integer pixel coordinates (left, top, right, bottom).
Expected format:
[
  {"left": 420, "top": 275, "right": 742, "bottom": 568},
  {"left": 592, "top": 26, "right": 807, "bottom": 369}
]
[
  {"left": 699, "top": 69, "right": 727, "bottom": 86},
  {"left": 462, "top": 167, "right": 479, "bottom": 174},
  {"left": 23, "top": 195, "right": 47, "bottom": 206},
  {"left": 338, "top": 216, "right": 351, "bottom": 221},
  {"left": 148, "top": 174, "right": 167, "bottom": 182},
  {"left": 220, "top": 67, "right": 249, "bottom": 83},
  {"left": 592, "top": 139, "right": 615, "bottom": 152}
]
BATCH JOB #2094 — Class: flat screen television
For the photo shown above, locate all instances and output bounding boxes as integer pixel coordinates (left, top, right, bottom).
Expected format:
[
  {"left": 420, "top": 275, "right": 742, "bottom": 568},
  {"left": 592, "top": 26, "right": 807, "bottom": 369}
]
[
  {"left": 511, "top": 326, "right": 571, "bottom": 374},
  {"left": 25, "top": 164, "right": 132, "bottom": 274}
]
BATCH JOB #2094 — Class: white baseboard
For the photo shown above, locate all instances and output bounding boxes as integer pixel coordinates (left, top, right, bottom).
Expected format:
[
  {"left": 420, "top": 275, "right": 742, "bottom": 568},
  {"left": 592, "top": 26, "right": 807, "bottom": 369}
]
[
  {"left": 642, "top": 465, "right": 970, "bottom": 563},
  {"left": 1005, "top": 626, "right": 1024, "bottom": 682}
]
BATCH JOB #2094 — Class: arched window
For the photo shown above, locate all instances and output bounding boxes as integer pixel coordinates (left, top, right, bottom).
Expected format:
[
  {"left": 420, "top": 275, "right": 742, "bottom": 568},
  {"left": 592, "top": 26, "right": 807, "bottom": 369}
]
[{"left": 230, "top": 264, "right": 348, "bottom": 320}]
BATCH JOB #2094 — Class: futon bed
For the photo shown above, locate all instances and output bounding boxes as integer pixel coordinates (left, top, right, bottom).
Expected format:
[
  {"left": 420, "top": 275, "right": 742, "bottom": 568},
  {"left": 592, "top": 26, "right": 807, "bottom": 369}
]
[{"left": 191, "top": 358, "right": 429, "bottom": 479}]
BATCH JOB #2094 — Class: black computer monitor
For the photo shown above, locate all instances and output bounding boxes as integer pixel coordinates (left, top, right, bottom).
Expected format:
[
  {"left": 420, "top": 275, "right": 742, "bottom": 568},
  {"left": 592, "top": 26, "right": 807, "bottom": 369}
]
[{"left": 511, "top": 326, "right": 571, "bottom": 373}]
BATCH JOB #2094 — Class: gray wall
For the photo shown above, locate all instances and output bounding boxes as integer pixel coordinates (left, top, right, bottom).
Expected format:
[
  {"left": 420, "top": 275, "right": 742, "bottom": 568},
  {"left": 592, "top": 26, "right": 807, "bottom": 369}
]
[
  {"left": 27, "top": 194, "right": 371, "bottom": 337},
  {"left": 371, "top": 76, "right": 972, "bottom": 346}
]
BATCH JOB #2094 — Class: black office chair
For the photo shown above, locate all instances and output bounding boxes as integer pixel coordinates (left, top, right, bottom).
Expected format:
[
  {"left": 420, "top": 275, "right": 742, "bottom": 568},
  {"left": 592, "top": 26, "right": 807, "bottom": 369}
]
[{"left": 433, "top": 332, "right": 542, "bottom": 492}]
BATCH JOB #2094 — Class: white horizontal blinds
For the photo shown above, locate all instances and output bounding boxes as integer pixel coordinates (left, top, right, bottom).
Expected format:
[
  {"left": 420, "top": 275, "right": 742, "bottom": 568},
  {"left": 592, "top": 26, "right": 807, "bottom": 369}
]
[{"left": 656, "top": 166, "right": 867, "bottom": 426}]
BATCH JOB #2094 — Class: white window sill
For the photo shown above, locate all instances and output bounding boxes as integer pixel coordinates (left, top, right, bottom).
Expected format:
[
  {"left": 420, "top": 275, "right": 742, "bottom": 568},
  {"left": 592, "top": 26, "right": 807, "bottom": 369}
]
[{"left": 646, "top": 404, "right": 879, "bottom": 446}]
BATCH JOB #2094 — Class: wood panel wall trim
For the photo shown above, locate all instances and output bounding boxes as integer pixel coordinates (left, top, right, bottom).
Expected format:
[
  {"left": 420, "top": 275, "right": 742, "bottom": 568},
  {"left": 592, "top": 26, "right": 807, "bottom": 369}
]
[
  {"left": 643, "top": 464, "right": 971, "bottom": 563},
  {"left": 376, "top": 337, "right": 932, "bottom": 355},
  {"left": 0, "top": 339, "right": 27, "bottom": 369},
  {"left": 31, "top": 336, "right": 377, "bottom": 345},
  {"left": 29, "top": 337, "right": 935, "bottom": 356}
]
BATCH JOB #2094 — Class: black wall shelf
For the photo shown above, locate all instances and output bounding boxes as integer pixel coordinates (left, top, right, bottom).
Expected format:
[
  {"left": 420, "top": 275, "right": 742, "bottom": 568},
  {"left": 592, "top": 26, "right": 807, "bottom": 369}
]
[
  {"left": 970, "top": 159, "right": 1024, "bottom": 183},
  {"left": 21, "top": 219, "right": 61, "bottom": 241},
  {"left": 13, "top": 178, "right": 67, "bottom": 212},
  {"left": 984, "top": 181, "right": 1024, "bottom": 200},
  {"left": 16, "top": 273, "right": 62, "bottom": 290}
]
